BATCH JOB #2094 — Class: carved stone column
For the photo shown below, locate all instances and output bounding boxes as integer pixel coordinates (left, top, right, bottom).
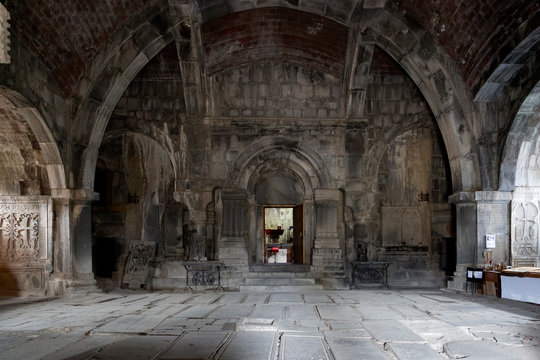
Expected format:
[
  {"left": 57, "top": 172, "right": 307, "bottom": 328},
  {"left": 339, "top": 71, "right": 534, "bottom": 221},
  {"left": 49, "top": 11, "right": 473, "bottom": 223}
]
[
  {"left": 312, "top": 189, "right": 345, "bottom": 284},
  {"left": 70, "top": 189, "right": 99, "bottom": 287},
  {"left": 47, "top": 189, "right": 73, "bottom": 294}
]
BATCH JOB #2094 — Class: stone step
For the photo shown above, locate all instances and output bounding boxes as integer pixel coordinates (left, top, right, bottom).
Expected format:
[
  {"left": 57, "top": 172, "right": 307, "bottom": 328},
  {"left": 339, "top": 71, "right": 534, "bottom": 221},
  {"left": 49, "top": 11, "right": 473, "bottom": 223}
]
[
  {"left": 244, "top": 277, "right": 317, "bottom": 285},
  {"left": 249, "top": 264, "right": 310, "bottom": 272},
  {"left": 221, "top": 259, "right": 249, "bottom": 266},
  {"left": 219, "top": 247, "right": 248, "bottom": 256},
  {"left": 245, "top": 272, "right": 312, "bottom": 279},
  {"left": 239, "top": 284, "right": 324, "bottom": 292}
]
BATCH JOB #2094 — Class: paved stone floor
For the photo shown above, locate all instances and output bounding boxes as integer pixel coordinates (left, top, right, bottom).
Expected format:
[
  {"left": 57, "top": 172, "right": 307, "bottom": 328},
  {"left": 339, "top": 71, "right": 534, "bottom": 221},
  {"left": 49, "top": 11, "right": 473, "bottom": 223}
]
[{"left": 0, "top": 289, "right": 539, "bottom": 360}]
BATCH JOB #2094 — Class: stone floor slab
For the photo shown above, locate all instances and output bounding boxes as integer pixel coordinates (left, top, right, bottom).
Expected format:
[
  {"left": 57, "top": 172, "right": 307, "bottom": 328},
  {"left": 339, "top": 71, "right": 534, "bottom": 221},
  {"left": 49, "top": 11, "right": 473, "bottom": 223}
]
[
  {"left": 269, "top": 293, "right": 304, "bottom": 303},
  {"left": 1, "top": 289, "right": 539, "bottom": 360},
  {"left": 328, "top": 337, "right": 389, "bottom": 360},
  {"left": 207, "top": 305, "right": 254, "bottom": 319},
  {"left": 92, "top": 335, "right": 176, "bottom": 359},
  {"left": 173, "top": 305, "right": 218, "bottom": 318},
  {"left": 363, "top": 320, "right": 423, "bottom": 342},
  {"left": 281, "top": 334, "right": 331, "bottom": 360},
  {"left": 444, "top": 340, "right": 540, "bottom": 360},
  {"left": 218, "top": 331, "right": 275, "bottom": 360},
  {"left": 160, "top": 331, "right": 230, "bottom": 359},
  {"left": 317, "top": 305, "right": 362, "bottom": 321},
  {"left": 94, "top": 314, "right": 165, "bottom": 334}
]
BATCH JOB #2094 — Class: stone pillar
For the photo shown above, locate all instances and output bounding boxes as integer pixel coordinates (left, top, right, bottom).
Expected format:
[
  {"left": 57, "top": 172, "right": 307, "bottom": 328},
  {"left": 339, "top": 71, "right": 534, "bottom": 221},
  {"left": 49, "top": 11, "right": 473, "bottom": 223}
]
[
  {"left": 448, "top": 191, "right": 512, "bottom": 291},
  {"left": 71, "top": 189, "right": 99, "bottom": 287},
  {"left": 47, "top": 189, "right": 73, "bottom": 294},
  {"left": 448, "top": 192, "right": 476, "bottom": 291},
  {"left": 312, "top": 189, "right": 345, "bottom": 286}
]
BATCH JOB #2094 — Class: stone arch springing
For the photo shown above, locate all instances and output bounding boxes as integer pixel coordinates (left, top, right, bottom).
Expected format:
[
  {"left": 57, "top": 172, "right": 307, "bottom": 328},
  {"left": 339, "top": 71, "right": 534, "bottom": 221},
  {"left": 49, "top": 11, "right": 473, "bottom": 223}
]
[{"left": 0, "top": 86, "right": 66, "bottom": 191}]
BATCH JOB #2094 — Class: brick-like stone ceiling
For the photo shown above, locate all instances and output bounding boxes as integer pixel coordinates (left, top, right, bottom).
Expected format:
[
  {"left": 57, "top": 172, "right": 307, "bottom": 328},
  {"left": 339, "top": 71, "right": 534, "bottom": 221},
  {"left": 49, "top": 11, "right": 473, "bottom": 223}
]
[
  {"left": 2, "top": 0, "right": 164, "bottom": 94},
  {"left": 2, "top": 0, "right": 538, "bottom": 95},
  {"left": 201, "top": 7, "right": 349, "bottom": 77},
  {"left": 395, "top": 0, "right": 539, "bottom": 90}
]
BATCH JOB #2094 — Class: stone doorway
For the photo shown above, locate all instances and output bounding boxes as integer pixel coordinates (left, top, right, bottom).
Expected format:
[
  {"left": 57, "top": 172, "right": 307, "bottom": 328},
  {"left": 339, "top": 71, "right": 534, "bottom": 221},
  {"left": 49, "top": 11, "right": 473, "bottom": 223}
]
[{"left": 263, "top": 205, "right": 304, "bottom": 264}]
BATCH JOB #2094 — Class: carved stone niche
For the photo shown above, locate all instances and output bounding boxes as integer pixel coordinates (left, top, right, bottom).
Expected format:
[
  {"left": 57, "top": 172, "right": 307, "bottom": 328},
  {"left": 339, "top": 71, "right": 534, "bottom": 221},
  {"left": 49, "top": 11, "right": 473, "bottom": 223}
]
[{"left": 0, "top": 196, "right": 52, "bottom": 295}]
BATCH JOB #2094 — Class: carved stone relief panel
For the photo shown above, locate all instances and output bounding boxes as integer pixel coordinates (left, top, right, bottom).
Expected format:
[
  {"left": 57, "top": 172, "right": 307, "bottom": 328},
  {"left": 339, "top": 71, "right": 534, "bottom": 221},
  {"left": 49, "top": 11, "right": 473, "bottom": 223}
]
[
  {"left": 0, "top": 197, "right": 49, "bottom": 265},
  {"left": 511, "top": 188, "right": 540, "bottom": 266},
  {"left": 222, "top": 193, "right": 246, "bottom": 238},
  {"left": 382, "top": 206, "right": 423, "bottom": 247},
  {"left": 122, "top": 240, "right": 156, "bottom": 289},
  {"left": 0, "top": 196, "right": 51, "bottom": 294}
]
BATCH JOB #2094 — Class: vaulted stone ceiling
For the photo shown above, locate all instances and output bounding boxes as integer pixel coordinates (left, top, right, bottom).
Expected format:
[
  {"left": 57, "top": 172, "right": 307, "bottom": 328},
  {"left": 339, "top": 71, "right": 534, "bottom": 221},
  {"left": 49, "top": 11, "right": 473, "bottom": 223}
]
[{"left": 2, "top": 0, "right": 537, "bottom": 96}]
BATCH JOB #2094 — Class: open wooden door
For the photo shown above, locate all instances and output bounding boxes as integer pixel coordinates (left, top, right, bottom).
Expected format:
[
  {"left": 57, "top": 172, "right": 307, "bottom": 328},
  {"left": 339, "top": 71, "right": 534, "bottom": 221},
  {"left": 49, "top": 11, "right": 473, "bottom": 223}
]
[{"left": 293, "top": 204, "right": 304, "bottom": 264}]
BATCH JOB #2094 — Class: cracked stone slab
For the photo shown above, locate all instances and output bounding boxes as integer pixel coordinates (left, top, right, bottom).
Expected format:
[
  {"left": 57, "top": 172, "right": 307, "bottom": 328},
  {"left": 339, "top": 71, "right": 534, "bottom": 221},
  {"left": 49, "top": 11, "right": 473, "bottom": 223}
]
[
  {"left": 173, "top": 305, "right": 218, "bottom": 318},
  {"left": 93, "top": 314, "right": 165, "bottom": 334},
  {"left": 317, "top": 305, "right": 362, "bottom": 321},
  {"left": 363, "top": 320, "right": 423, "bottom": 342},
  {"left": 218, "top": 331, "right": 276, "bottom": 360},
  {"left": 160, "top": 331, "right": 230, "bottom": 359},
  {"left": 386, "top": 342, "right": 445, "bottom": 360},
  {"left": 444, "top": 340, "right": 540, "bottom": 360},
  {"left": 327, "top": 337, "right": 389, "bottom": 360},
  {"left": 42, "top": 334, "right": 124, "bottom": 360},
  {"left": 355, "top": 305, "right": 406, "bottom": 320},
  {"left": 91, "top": 335, "right": 176, "bottom": 359}
]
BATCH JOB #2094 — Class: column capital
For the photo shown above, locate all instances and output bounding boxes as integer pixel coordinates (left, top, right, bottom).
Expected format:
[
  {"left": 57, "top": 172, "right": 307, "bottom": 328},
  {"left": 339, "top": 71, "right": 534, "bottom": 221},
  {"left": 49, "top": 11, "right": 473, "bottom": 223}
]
[
  {"left": 474, "top": 191, "right": 513, "bottom": 203},
  {"left": 71, "top": 188, "right": 99, "bottom": 202},
  {"left": 448, "top": 191, "right": 475, "bottom": 204}
]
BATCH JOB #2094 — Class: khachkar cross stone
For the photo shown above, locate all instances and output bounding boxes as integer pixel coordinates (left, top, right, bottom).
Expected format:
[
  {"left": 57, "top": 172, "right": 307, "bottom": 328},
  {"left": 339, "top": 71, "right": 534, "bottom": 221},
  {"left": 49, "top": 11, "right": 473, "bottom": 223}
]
[
  {"left": 0, "top": 212, "right": 40, "bottom": 263},
  {"left": 0, "top": 3, "right": 10, "bottom": 64},
  {"left": 513, "top": 202, "right": 539, "bottom": 257}
]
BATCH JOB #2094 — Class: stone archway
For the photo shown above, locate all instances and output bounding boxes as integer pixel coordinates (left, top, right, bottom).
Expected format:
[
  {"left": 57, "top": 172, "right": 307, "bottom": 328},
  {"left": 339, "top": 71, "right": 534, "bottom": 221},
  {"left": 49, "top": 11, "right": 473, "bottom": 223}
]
[
  {"left": 0, "top": 87, "right": 68, "bottom": 295},
  {"left": 359, "top": 9, "right": 480, "bottom": 192},
  {"left": 92, "top": 131, "right": 177, "bottom": 283}
]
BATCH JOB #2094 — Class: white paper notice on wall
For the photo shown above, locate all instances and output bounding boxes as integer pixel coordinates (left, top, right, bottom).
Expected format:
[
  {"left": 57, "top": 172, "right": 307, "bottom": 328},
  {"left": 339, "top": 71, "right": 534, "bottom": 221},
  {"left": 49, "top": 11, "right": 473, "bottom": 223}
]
[{"left": 486, "top": 234, "right": 496, "bottom": 249}]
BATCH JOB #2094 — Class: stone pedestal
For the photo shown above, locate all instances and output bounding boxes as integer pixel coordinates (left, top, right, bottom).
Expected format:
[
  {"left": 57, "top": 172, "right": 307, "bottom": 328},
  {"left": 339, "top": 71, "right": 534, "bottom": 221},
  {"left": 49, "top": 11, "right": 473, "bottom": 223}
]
[{"left": 311, "top": 189, "right": 345, "bottom": 281}]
